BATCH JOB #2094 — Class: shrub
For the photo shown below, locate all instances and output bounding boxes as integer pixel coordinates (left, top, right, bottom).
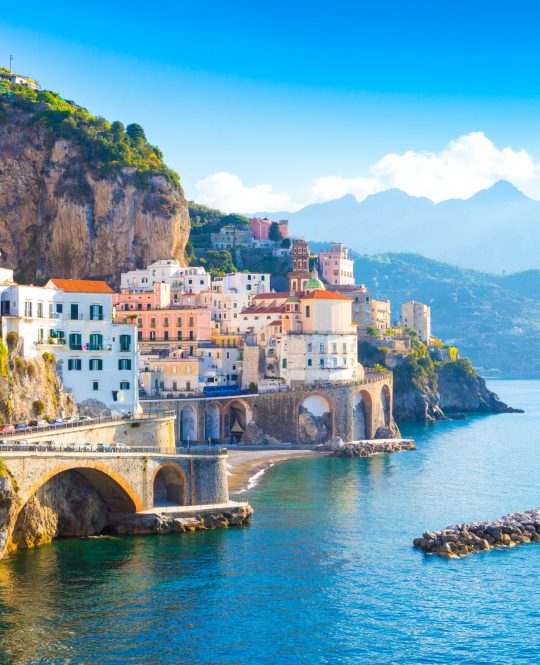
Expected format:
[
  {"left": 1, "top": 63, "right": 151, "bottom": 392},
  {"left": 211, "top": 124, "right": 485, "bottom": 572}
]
[
  {"left": 42, "top": 352, "right": 55, "bottom": 365},
  {"left": 32, "top": 399, "right": 45, "bottom": 416},
  {"left": 14, "top": 356, "right": 25, "bottom": 374},
  {"left": 374, "top": 363, "right": 387, "bottom": 374},
  {"left": 26, "top": 362, "right": 37, "bottom": 379},
  {"left": 248, "top": 382, "right": 258, "bottom": 393},
  {"left": 6, "top": 332, "right": 18, "bottom": 351}
]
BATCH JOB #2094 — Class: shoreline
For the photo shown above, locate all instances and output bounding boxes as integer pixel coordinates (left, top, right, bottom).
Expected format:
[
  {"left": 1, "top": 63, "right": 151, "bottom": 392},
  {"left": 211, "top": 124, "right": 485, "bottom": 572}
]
[{"left": 226, "top": 449, "right": 322, "bottom": 493}]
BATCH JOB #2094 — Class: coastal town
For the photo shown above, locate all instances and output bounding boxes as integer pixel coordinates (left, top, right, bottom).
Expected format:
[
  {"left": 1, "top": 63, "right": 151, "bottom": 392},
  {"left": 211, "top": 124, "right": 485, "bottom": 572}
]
[{"left": 0, "top": 219, "right": 433, "bottom": 444}]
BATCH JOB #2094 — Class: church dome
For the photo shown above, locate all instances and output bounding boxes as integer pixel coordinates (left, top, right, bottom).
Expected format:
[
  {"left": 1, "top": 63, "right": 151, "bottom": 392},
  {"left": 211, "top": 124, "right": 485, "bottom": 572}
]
[{"left": 305, "top": 270, "right": 325, "bottom": 291}]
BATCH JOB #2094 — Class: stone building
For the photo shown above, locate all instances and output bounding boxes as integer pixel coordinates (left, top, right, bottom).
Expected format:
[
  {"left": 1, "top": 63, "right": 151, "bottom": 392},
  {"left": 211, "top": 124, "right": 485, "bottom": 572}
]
[{"left": 401, "top": 300, "right": 431, "bottom": 342}]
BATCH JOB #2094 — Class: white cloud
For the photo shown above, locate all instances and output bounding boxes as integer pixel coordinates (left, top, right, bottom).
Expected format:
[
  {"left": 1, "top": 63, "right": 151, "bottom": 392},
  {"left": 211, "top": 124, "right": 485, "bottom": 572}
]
[
  {"left": 193, "top": 133, "right": 540, "bottom": 212},
  {"left": 194, "top": 172, "right": 296, "bottom": 213},
  {"left": 369, "top": 132, "right": 538, "bottom": 203}
]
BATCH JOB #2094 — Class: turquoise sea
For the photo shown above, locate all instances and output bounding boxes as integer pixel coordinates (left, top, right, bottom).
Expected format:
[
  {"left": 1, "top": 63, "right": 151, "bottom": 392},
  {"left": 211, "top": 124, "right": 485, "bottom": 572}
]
[{"left": 1, "top": 380, "right": 540, "bottom": 664}]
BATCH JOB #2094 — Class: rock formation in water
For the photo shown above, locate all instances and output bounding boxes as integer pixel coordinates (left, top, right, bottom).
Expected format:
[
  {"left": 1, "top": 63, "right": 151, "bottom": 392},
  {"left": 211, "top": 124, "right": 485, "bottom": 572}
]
[
  {"left": 0, "top": 82, "right": 190, "bottom": 285},
  {"left": 414, "top": 509, "right": 540, "bottom": 558}
]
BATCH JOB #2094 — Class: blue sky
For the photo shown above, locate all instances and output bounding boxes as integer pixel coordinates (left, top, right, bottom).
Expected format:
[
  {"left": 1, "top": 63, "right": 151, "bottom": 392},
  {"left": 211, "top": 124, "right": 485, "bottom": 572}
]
[{"left": 3, "top": 1, "right": 540, "bottom": 211}]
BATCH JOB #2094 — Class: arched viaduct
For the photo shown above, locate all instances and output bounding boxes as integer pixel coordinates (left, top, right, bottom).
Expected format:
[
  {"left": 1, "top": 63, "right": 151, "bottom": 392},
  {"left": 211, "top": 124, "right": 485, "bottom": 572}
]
[
  {"left": 0, "top": 451, "right": 229, "bottom": 559},
  {"left": 142, "top": 372, "right": 395, "bottom": 445}
]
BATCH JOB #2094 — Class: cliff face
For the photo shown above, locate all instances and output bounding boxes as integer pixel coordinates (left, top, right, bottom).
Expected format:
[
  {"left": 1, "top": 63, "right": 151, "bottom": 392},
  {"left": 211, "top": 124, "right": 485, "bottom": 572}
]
[
  {"left": 0, "top": 104, "right": 190, "bottom": 285},
  {"left": 0, "top": 338, "right": 77, "bottom": 423}
]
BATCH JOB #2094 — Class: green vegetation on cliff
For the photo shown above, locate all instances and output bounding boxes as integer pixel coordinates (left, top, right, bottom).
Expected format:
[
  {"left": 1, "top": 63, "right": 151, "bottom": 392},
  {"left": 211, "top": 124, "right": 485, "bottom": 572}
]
[{"left": 0, "top": 72, "right": 179, "bottom": 186}]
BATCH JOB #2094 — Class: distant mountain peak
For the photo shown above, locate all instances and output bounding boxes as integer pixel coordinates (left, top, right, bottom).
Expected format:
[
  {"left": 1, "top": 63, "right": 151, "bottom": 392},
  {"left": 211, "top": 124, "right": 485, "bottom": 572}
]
[{"left": 468, "top": 180, "right": 529, "bottom": 203}]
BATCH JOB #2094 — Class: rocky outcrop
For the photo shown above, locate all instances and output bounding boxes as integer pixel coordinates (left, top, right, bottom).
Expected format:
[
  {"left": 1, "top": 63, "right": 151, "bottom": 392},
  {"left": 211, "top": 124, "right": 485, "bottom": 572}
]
[
  {"left": 0, "top": 339, "right": 77, "bottom": 423},
  {"left": 0, "top": 103, "right": 189, "bottom": 285},
  {"left": 437, "top": 362, "right": 522, "bottom": 414},
  {"left": 414, "top": 509, "right": 540, "bottom": 558},
  {"left": 241, "top": 421, "right": 281, "bottom": 446},
  {"left": 107, "top": 504, "right": 254, "bottom": 535},
  {"left": 331, "top": 439, "right": 415, "bottom": 458}
]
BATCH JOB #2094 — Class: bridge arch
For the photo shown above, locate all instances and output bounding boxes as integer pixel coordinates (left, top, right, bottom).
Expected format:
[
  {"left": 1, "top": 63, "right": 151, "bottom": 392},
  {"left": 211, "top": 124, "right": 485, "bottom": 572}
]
[
  {"left": 19, "top": 462, "right": 142, "bottom": 513},
  {"left": 298, "top": 393, "right": 334, "bottom": 444},
  {"left": 205, "top": 401, "right": 222, "bottom": 441},
  {"left": 179, "top": 403, "right": 199, "bottom": 442},
  {"left": 152, "top": 463, "right": 188, "bottom": 507},
  {"left": 353, "top": 390, "right": 373, "bottom": 440},
  {"left": 224, "top": 399, "right": 253, "bottom": 444}
]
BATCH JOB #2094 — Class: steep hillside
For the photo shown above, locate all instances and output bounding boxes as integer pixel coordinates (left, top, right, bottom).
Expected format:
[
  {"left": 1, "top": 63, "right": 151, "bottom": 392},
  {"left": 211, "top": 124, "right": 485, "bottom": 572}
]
[
  {"left": 257, "top": 180, "right": 540, "bottom": 273},
  {"left": 354, "top": 252, "right": 540, "bottom": 378},
  {"left": 0, "top": 76, "right": 189, "bottom": 285}
]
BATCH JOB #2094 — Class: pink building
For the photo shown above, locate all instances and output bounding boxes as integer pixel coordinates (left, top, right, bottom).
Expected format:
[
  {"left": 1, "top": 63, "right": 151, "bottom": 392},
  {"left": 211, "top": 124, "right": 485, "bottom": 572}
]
[
  {"left": 251, "top": 217, "right": 289, "bottom": 241},
  {"left": 113, "top": 282, "right": 171, "bottom": 312},
  {"left": 318, "top": 243, "right": 355, "bottom": 286},
  {"left": 115, "top": 307, "right": 212, "bottom": 345}
]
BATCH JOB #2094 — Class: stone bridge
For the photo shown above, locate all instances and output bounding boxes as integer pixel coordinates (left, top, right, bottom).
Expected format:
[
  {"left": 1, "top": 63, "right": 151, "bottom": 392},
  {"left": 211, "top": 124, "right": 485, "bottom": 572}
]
[
  {"left": 142, "top": 372, "right": 395, "bottom": 445},
  {"left": 0, "top": 451, "right": 229, "bottom": 558}
]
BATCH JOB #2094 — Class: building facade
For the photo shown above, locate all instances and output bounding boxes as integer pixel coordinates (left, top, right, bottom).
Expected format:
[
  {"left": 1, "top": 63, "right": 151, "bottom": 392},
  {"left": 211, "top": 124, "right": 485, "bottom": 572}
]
[
  {"left": 401, "top": 301, "right": 431, "bottom": 342},
  {"left": 319, "top": 243, "right": 355, "bottom": 286}
]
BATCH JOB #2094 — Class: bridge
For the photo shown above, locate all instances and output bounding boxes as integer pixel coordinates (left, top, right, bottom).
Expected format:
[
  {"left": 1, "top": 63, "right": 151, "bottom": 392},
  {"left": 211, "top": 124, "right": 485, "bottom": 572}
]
[
  {"left": 0, "top": 450, "right": 233, "bottom": 559},
  {"left": 142, "top": 372, "right": 396, "bottom": 446}
]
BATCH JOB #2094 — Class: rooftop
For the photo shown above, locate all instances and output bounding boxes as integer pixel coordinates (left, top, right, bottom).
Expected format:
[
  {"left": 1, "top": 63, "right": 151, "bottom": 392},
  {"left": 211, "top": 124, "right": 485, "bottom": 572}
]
[{"left": 48, "top": 278, "right": 114, "bottom": 294}]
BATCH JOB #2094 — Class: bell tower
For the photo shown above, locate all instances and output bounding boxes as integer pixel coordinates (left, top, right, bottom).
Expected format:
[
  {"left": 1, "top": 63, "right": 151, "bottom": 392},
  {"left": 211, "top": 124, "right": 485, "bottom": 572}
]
[{"left": 288, "top": 239, "right": 311, "bottom": 293}]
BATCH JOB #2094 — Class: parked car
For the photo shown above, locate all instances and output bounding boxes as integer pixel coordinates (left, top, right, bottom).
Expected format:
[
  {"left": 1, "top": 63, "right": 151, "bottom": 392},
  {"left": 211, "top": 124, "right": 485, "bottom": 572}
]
[
  {"left": 0, "top": 424, "right": 15, "bottom": 433},
  {"left": 85, "top": 442, "right": 99, "bottom": 452},
  {"left": 113, "top": 443, "right": 131, "bottom": 452},
  {"left": 77, "top": 416, "right": 92, "bottom": 423},
  {"left": 97, "top": 443, "right": 114, "bottom": 452},
  {"left": 15, "top": 423, "right": 30, "bottom": 431},
  {"left": 36, "top": 420, "right": 49, "bottom": 428},
  {"left": 120, "top": 411, "right": 133, "bottom": 419},
  {"left": 15, "top": 440, "right": 29, "bottom": 450},
  {"left": 51, "top": 418, "right": 64, "bottom": 425},
  {"left": 73, "top": 442, "right": 87, "bottom": 452}
]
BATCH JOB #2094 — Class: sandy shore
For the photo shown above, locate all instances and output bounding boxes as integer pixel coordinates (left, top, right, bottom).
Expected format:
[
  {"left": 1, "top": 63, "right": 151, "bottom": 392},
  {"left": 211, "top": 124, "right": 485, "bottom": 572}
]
[{"left": 226, "top": 449, "right": 321, "bottom": 493}]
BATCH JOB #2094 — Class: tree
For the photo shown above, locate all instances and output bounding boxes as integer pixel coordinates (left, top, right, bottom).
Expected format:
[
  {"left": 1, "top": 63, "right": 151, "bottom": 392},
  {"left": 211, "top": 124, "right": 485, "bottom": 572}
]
[
  {"left": 281, "top": 237, "right": 291, "bottom": 248},
  {"left": 366, "top": 325, "right": 379, "bottom": 338},
  {"left": 111, "top": 120, "right": 125, "bottom": 142},
  {"left": 269, "top": 222, "right": 282, "bottom": 242},
  {"left": 126, "top": 123, "right": 146, "bottom": 143}
]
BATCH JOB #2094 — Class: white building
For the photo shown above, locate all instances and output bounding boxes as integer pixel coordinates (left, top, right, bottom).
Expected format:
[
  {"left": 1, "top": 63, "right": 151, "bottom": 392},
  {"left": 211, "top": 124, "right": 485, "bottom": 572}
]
[
  {"left": 199, "top": 290, "right": 246, "bottom": 333},
  {"left": 120, "top": 260, "right": 211, "bottom": 294},
  {"left": 212, "top": 272, "right": 270, "bottom": 299},
  {"left": 401, "top": 300, "right": 431, "bottom": 343},
  {"left": 195, "top": 344, "right": 242, "bottom": 387},
  {"left": 0, "top": 278, "right": 139, "bottom": 415}
]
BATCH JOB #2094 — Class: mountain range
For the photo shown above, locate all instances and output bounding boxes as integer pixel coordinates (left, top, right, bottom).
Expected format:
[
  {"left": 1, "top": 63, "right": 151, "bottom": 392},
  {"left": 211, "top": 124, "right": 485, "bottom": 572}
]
[
  {"left": 256, "top": 181, "right": 540, "bottom": 274},
  {"left": 348, "top": 252, "right": 540, "bottom": 378}
]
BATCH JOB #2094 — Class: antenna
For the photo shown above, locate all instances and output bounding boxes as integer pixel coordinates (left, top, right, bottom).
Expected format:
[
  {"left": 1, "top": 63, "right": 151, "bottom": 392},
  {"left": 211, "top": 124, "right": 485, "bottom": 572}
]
[{"left": 9, "top": 55, "right": 13, "bottom": 73}]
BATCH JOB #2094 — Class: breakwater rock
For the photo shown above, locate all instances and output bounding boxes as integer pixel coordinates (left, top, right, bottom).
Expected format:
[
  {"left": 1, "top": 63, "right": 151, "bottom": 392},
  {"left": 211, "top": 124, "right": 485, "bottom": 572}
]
[
  {"left": 414, "top": 509, "right": 540, "bottom": 558},
  {"left": 330, "top": 438, "right": 415, "bottom": 458},
  {"left": 108, "top": 504, "right": 253, "bottom": 535}
]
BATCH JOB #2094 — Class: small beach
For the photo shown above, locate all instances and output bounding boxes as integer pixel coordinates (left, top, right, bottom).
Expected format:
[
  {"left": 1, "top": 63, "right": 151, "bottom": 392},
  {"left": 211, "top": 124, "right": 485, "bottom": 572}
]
[{"left": 226, "top": 449, "right": 321, "bottom": 492}]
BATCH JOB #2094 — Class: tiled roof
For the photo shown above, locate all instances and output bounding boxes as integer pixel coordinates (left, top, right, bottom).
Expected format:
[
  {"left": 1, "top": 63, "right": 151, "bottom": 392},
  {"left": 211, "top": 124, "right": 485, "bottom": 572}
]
[
  {"left": 254, "top": 292, "right": 291, "bottom": 299},
  {"left": 49, "top": 278, "right": 114, "bottom": 293},
  {"left": 300, "top": 290, "right": 352, "bottom": 301}
]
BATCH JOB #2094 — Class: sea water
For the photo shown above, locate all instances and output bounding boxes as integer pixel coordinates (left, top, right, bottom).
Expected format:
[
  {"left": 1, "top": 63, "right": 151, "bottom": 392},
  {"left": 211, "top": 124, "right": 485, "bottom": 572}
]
[{"left": 1, "top": 380, "right": 539, "bottom": 664}]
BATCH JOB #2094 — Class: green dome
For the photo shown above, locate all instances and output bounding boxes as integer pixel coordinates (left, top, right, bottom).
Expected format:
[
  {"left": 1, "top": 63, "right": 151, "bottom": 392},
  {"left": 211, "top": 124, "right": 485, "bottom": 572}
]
[{"left": 305, "top": 271, "right": 325, "bottom": 291}]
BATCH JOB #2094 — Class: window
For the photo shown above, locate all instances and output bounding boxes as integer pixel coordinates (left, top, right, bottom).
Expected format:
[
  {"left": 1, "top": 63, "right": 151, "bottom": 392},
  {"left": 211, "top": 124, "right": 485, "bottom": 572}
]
[
  {"left": 68, "top": 358, "right": 82, "bottom": 370},
  {"left": 92, "top": 381, "right": 99, "bottom": 391},
  {"left": 137, "top": 318, "right": 142, "bottom": 328},
  {"left": 120, "top": 381, "right": 130, "bottom": 390},
  {"left": 89, "top": 359, "right": 103, "bottom": 371},
  {"left": 320, "top": 358, "right": 325, "bottom": 367},
  {"left": 89, "top": 304, "right": 103, "bottom": 321},
  {"left": 164, "top": 317, "right": 169, "bottom": 327},
  {"left": 70, "top": 303, "right": 79, "bottom": 320},
  {"left": 119, "top": 334, "right": 131, "bottom": 351},
  {"left": 305, "top": 305, "right": 310, "bottom": 318},
  {"left": 37, "top": 302, "right": 44, "bottom": 318},
  {"left": 137, "top": 331, "right": 142, "bottom": 341},
  {"left": 307, "top": 343, "right": 312, "bottom": 353},
  {"left": 150, "top": 331, "right": 156, "bottom": 341},
  {"left": 24, "top": 300, "right": 32, "bottom": 317},
  {"left": 332, "top": 343, "right": 337, "bottom": 353},
  {"left": 282, "top": 359, "right": 287, "bottom": 369},
  {"left": 56, "top": 303, "right": 63, "bottom": 314},
  {"left": 188, "top": 316, "right": 194, "bottom": 327},
  {"left": 88, "top": 333, "right": 103, "bottom": 351},
  {"left": 150, "top": 317, "right": 156, "bottom": 328},
  {"left": 118, "top": 359, "right": 132, "bottom": 370},
  {"left": 320, "top": 343, "right": 324, "bottom": 353},
  {"left": 164, "top": 331, "right": 169, "bottom": 341},
  {"left": 177, "top": 317, "right": 182, "bottom": 327},
  {"left": 308, "top": 358, "right": 313, "bottom": 366},
  {"left": 177, "top": 331, "right": 182, "bottom": 340},
  {"left": 48, "top": 303, "right": 54, "bottom": 318},
  {"left": 69, "top": 333, "right": 82, "bottom": 350}
]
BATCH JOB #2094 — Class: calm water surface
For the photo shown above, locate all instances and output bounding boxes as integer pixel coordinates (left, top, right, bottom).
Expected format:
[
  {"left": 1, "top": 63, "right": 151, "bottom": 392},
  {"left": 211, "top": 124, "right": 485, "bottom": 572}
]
[{"left": 1, "top": 380, "right": 540, "bottom": 664}]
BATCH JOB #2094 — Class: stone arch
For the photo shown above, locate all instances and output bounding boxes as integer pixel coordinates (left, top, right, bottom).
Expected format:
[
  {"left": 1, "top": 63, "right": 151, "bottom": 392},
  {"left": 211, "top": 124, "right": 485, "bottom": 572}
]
[
  {"left": 180, "top": 403, "right": 199, "bottom": 442},
  {"left": 298, "top": 393, "right": 334, "bottom": 444},
  {"left": 205, "top": 402, "right": 222, "bottom": 441},
  {"left": 224, "top": 399, "right": 253, "bottom": 444},
  {"left": 152, "top": 464, "right": 187, "bottom": 507},
  {"left": 353, "top": 391, "right": 373, "bottom": 440},
  {"left": 6, "top": 464, "right": 141, "bottom": 556},
  {"left": 19, "top": 462, "right": 142, "bottom": 513},
  {"left": 381, "top": 384, "right": 391, "bottom": 427}
]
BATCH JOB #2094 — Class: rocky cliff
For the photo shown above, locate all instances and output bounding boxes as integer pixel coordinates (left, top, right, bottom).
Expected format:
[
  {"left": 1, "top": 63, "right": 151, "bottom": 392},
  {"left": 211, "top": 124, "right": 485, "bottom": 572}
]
[
  {"left": 359, "top": 341, "right": 520, "bottom": 422},
  {"left": 0, "top": 83, "right": 190, "bottom": 285},
  {"left": 0, "top": 336, "right": 77, "bottom": 423}
]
